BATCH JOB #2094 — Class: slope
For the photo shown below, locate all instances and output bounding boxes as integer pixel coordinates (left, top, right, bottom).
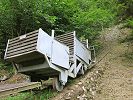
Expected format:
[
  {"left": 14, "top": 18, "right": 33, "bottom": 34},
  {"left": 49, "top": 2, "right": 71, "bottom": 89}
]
[{"left": 51, "top": 24, "right": 133, "bottom": 100}]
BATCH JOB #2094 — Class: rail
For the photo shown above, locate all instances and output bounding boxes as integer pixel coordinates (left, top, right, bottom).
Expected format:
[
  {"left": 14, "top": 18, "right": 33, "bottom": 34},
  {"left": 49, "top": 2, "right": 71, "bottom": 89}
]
[{"left": 0, "top": 82, "right": 41, "bottom": 97}]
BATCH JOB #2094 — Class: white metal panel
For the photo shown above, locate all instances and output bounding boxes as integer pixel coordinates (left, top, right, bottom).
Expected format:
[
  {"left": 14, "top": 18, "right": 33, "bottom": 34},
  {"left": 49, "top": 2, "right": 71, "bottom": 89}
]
[
  {"left": 75, "top": 38, "right": 91, "bottom": 64},
  {"left": 52, "top": 40, "right": 70, "bottom": 69},
  {"left": 4, "top": 40, "right": 9, "bottom": 59},
  {"left": 37, "top": 28, "right": 52, "bottom": 57}
]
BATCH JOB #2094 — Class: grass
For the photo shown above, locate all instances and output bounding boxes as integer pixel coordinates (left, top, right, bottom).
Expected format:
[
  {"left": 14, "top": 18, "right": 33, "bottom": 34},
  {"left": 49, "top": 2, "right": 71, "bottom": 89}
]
[
  {"left": 124, "top": 52, "right": 133, "bottom": 60},
  {"left": 120, "top": 32, "right": 133, "bottom": 43},
  {"left": 2, "top": 92, "right": 31, "bottom": 100},
  {"left": 126, "top": 19, "right": 133, "bottom": 29},
  {"left": 0, "top": 60, "right": 57, "bottom": 100},
  {"left": 2, "top": 89, "right": 57, "bottom": 100},
  {"left": 0, "top": 60, "right": 14, "bottom": 77},
  {"left": 119, "top": 20, "right": 133, "bottom": 61},
  {"left": 119, "top": 19, "right": 133, "bottom": 43}
]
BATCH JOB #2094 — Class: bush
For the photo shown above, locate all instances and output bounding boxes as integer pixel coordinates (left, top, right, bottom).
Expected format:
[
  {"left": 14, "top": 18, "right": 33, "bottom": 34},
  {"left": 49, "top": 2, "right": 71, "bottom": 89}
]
[
  {"left": 126, "top": 19, "right": 133, "bottom": 28},
  {"left": 124, "top": 52, "right": 133, "bottom": 60},
  {"left": 0, "top": 60, "right": 14, "bottom": 76}
]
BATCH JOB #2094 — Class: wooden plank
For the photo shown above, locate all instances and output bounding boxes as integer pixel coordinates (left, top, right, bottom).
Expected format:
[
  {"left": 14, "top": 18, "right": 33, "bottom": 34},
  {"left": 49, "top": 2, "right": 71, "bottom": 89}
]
[
  {"left": 6, "top": 47, "right": 36, "bottom": 57},
  {"left": 5, "top": 50, "right": 36, "bottom": 60},
  {"left": 56, "top": 35, "right": 73, "bottom": 39},
  {"left": 55, "top": 36, "right": 74, "bottom": 41},
  {"left": 7, "top": 43, "right": 36, "bottom": 54},
  {"left": 7, "top": 46, "right": 36, "bottom": 57},
  {"left": 8, "top": 36, "right": 38, "bottom": 48},
  {"left": 9, "top": 30, "right": 39, "bottom": 42},
  {"left": 9, "top": 33, "right": 38, "bottom": 44},
  {"left": 55, "top": 32, "right": 74, "bottom": 56},
  {"left": 56, "top": 41, "right": 74, "bottom": 46},
  {"left": 69, "top": 46, "right": 74, "bottom": 49},
  {"left": 0, "top": 82, "right": 41, "bottom": 97},
  {"left": 55, "top": 32, "right": 74, "bottom": 38},
  {"left": 56, "top": 39, "right": 74, "bottom": 46},
  {"left": 8, "top": 40, "right": 37, "bottom": 51},
  {"left": 56, "top": 38, "right": 74, "bottom": 43},
  {"left": 56, "top": 37, "right": 74, "bottom": 43}
]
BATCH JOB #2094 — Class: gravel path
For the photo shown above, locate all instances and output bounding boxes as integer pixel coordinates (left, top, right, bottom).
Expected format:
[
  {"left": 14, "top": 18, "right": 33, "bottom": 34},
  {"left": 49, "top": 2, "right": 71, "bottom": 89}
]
[
  {"left": 51, "top": 25, "right": 133, "bottom": 100},
  {"left": 94, "top": 26, "right": 133, "bottom": 100}
]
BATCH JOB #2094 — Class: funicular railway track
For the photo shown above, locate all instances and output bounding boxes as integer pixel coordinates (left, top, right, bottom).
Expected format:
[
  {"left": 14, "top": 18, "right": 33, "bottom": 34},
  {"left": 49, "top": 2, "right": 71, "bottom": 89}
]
[
  {"left": 1, "top": 28, "right": 99, "bottom": 97},
  {"left": 0, "top": 50, "right": 109, "bottom": 98},
  {"left": 0, "top": 78, "right": 55, "bottom": 98},
  {"left": 0, "top": 82, "right": 41, "bottom": 97}
]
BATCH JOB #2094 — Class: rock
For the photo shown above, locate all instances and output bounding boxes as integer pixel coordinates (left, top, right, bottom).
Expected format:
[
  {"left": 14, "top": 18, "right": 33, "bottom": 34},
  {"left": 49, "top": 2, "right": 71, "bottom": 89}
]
[
  {"left": 65, "top": 97, "right": 71, "bottom": 100},
  {"left": 75, "top": 85, "right": 79, "bottom": 88},
  {"left": 96, "top": 70, "right": 99, "bottom": 74},
  {"left": 77, "top": 95, "right": 84, "bottom": 100},
  {"left": 91, "top": 91, "right": 96, "bottom": 96},
  {"left": 67, "top": 92, "right": 71, "bottom": 96},
  {"left": 89, "top": 88, "right": 92, "bottom": 92},
  {"left": 77, "top": 94, "right": 87, "bottom": 100},
  {"left": 82, "top": 86, "right": 87, "bottom": 93},
  {"left": 90, "top": 77, "right": 94, "bottom": 81},
  {"left": 78, "top": 82, "right": 82, "bottom": 85},
  {"left": 0, "top": 75, "right": 8, "bottom": 81},
  {"left": 92, "top": 87, "right": 96, "bottom": 91},
  {"left": 82, "top": 94, "right": 87, "bottom": 98},
  {"left": 65, "top": 92, "right": 71, "bottom": 100},
  {"left": 131, "top": 77, "right": 133, "bottom": 81}
]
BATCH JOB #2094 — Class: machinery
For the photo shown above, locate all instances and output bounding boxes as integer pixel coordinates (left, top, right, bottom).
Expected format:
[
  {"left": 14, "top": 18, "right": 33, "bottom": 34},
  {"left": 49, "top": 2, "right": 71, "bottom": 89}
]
[{"left": 4, "top": 28, "right": 95, "bottom": 91}]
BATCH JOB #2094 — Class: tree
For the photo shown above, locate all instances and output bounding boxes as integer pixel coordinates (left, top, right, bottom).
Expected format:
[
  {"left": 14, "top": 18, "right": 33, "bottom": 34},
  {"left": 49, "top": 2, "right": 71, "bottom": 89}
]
[{"left": 0, "top": 0, "right": 121, "bottom": 58}]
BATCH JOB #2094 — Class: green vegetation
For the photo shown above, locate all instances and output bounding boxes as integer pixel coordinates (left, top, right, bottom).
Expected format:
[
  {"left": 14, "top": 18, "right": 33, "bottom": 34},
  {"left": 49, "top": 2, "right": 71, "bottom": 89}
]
[
  {"left": 0, "top": 60, "right": 13, "bottom": 77},
  {"left": 2, "top": 89, "right": 57, "bottom": 100},
  {"left": 0, "top": 0, "right": 123, "bottom": 52},
  {"left": 124, "top": 52, "right": 133, "bottom": 60},
  {"left": 126, "top": 19, "right": 133, "bottom": 28},
  {"left": 126, "top": 18, "right": 133, "bottom": 41},
  {"left": 121, "top": 18, "right": 133, "bottom": 60},
  {"left": 0, "top": 0, "right": 133, "bottom": 99},
  {"left": 121, "top": 18, "right": 133, "bottom": 43}
]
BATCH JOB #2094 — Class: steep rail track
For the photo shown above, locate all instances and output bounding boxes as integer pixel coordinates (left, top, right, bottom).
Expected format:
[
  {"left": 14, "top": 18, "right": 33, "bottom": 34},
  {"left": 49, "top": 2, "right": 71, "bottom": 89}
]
[
  {"left": 0, "top": 82, "right": 42, "bottom": 97},
  {"left": 0, "top": 50, "right": 110, "bottom": 98}
]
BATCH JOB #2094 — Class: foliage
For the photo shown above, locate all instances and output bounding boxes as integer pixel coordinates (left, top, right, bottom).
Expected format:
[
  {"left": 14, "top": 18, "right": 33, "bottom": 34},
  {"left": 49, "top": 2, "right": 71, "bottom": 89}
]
[
  {"left": 118, "top": 0, "right": 133, "bottom": 17},
  {"left": 120, "top": 19, "right": 133, "bottom": 61},
  {"left": 126, "top": 18, "right": 133, "bottom": 28},
  {"left": 0, "top": 0, "right": 129, "bottom": 99},
  {"left": 0, "top": 60, "right": 14, "bottom": 76},
  {"left": 121, "top": 31, "right": 133, "bottom": 43},
  {"left": 120, "top": 18, "right": 133, "bottom": 43},
  {"left": 2, "top": 89, "right": 57, "bottom": 100},
  {"left": 124, "top": 52, "right": 133, "bottom": 60},
  {"left": 91, "top": 41, "right": 103, "bottom": 54},
  {"left": 0, "top": 0, "right": 122, "bottom": 55}
]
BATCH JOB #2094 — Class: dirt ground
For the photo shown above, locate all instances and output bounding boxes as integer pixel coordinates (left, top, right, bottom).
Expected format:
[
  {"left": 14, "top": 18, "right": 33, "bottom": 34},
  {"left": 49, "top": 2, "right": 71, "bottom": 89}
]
[
  {"left": 94, "top": 25, "right": 133, "bottom": 100},
  {"left": 0, "top": 24, "right": 133, "bottom": 100},
  {"left": 51, "top": 24, "right": 133, "bottom": 100}
]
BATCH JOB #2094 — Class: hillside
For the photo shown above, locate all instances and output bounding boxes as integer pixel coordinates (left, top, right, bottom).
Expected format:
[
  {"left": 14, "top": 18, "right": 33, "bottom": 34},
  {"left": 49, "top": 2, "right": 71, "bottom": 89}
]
[
  {"left": 51, "top": 24, "right": 133, "bottom": 100},
  {"left": 0, "top": 0, "right": 133, "bottom": 99},
  {"left": 0, "top": 24, "right": 133, "bottom": 100}
]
